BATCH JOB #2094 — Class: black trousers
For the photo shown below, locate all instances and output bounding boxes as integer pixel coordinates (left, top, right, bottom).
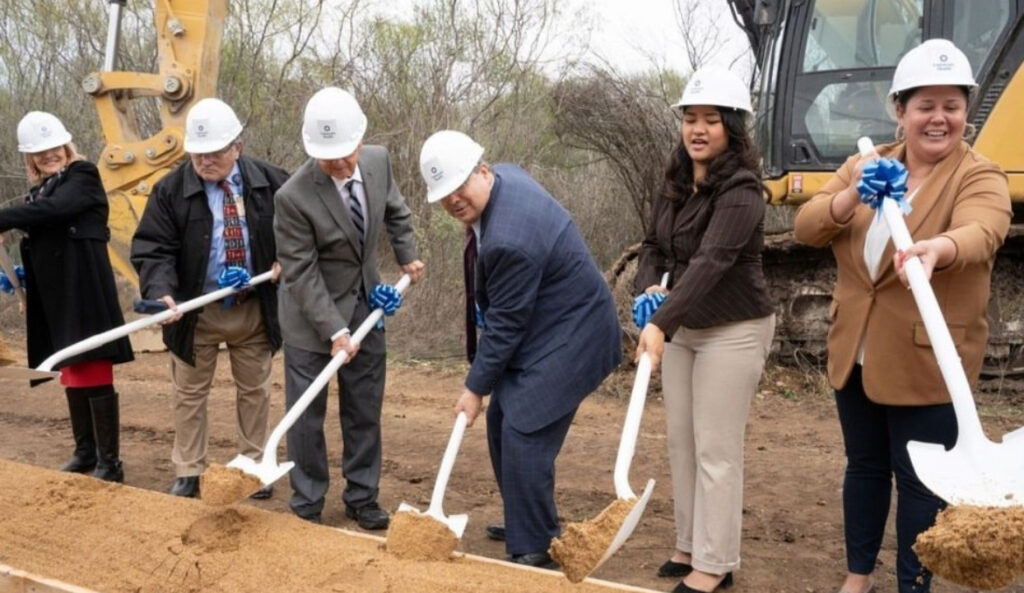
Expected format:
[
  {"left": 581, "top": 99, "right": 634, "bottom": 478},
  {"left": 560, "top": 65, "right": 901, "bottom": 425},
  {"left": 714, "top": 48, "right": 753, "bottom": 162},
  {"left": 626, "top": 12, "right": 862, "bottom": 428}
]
[{"left": 835, "top": 365, "right": 957, "bottom": 593}]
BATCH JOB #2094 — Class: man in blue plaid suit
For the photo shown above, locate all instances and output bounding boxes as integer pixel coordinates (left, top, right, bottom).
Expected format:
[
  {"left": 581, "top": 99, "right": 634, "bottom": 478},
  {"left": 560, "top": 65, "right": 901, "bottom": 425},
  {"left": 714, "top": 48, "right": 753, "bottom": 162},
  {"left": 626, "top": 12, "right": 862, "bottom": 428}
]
[{"left": 419, "top": 131, "right": 622, "bottom": 568}]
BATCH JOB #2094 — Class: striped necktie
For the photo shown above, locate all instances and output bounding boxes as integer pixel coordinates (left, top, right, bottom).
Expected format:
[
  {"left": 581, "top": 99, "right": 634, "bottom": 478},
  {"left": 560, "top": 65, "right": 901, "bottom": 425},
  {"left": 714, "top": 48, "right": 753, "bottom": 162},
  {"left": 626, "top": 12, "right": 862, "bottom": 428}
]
[{"left": 346, "top": 180, "right": 365, "bottom": 249}]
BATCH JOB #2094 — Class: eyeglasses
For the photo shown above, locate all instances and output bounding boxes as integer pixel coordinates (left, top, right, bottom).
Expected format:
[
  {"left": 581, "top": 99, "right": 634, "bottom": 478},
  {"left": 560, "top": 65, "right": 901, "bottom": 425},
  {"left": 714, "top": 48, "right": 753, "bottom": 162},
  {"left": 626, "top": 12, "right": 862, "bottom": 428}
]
[{"left": 190, "top": 143, "right": 237, "bottom": 162}]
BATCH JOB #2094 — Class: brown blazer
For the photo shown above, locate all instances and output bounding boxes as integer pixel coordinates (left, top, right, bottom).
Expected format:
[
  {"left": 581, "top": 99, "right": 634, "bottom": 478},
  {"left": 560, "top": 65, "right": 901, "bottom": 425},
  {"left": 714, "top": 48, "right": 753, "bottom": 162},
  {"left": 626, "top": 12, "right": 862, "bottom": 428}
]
[
  {"left": 793, "top": 141, "right": 1010, "bottom": 405},
  {"left": 636, "top": 168, "right": 774, "bottom": 337}
]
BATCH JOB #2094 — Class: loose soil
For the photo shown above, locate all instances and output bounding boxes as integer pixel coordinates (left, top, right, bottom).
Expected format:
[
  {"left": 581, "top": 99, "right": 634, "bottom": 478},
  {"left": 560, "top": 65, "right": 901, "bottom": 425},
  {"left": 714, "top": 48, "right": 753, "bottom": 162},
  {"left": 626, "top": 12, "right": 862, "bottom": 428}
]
[
  {"left": 1, "top": 349, "right": 1023, "bottom": 592},
  {"left": 551, "top": 497, "right": 637, "bottom": 582},
  {"left": 386, "top": 509, "right": 459, "bottom": 561},
  {"left": 200, "top": 463, "right": 263, "bottom": 506},
  {"left": 914, "top": 506, "right": 1024, "bottom": 589}
]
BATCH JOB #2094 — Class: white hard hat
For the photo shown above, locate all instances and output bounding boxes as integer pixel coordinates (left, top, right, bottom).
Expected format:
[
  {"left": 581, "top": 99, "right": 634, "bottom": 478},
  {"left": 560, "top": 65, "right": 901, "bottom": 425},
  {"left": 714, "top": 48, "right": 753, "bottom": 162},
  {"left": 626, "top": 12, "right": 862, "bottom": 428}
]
[
  {"left": 671, "top": 67, "right": 752, "bottom": 115},
  {"left": 184, "top": 98, "right": 243, "bottom": 153},
  {"left": 419, "top": 130, "right": 485, "bottom": 203},
  {"left": 302, "top": 87, "right": 367, "bottom": 159},
  {"left": 17, "top": 111, "right": 73, "bottom": 153},
  {"left": 889, "top": 39, "right": 976, "bottom": 99}
]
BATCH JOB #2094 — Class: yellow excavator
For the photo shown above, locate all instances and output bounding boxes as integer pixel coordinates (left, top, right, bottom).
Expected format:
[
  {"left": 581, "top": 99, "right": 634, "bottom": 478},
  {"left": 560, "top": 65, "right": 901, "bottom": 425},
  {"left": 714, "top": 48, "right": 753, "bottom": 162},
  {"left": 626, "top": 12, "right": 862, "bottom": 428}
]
[
  {"left": 87, "top": 0, "right": 226, "bottom": 285},
  {"left": 727, "top": 0, "right": 1024, "bottom": 374}
]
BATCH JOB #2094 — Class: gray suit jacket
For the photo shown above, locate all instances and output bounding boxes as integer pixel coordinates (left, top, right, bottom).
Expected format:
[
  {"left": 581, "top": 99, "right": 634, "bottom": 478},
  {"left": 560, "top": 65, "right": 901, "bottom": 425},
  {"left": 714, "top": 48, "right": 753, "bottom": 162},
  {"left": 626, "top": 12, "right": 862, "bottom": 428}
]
[{"left": 273, "top": 145, "right": 419, "bottom": 353}]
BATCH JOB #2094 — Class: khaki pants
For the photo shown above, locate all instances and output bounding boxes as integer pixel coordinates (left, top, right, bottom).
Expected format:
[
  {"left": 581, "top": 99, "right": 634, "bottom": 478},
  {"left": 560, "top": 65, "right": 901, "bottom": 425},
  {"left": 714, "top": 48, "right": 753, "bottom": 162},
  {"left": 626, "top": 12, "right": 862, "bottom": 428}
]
[
  {"left": 662, "top": 314, "right": 774, "bottom": 573},
  {"left": 170, "top": 298, "right": 272, "bottom": 477}
]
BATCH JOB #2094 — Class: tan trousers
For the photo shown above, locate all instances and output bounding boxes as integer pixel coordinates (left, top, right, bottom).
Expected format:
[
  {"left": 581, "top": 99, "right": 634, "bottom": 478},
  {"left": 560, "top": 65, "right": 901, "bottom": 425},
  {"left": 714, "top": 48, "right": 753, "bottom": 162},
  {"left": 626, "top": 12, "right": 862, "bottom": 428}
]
[
  {"left": 662, "top": 314, "right": 775, "bottom": 574},
  {"left": 170, "top": 298, "right": 272, "bottom": 477}
]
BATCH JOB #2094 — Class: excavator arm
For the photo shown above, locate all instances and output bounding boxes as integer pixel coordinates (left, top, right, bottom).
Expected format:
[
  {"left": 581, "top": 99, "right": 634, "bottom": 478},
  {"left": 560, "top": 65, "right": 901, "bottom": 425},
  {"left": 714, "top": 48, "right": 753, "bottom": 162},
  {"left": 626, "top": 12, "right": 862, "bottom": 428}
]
[{"left": 84, "top": 0, "right": 227, "bottom": 285}]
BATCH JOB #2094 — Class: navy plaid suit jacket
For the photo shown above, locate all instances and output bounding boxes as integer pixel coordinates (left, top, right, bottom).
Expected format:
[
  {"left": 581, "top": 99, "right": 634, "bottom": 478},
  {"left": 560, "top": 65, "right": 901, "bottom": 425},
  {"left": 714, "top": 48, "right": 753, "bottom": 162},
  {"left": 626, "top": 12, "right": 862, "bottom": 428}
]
[{"left": 465, "top": 164, "right": 622, "bottom": 433}]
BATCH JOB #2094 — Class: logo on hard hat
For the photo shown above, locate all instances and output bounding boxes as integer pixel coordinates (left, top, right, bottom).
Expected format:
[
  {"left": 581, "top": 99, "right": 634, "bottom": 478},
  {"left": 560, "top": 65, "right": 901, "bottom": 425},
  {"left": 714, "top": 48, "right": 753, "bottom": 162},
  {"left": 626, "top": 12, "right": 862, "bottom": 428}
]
[
  {"left": 692, "top": 79, "right": 703, "bottom": 93},
  {"left": 939, "top": 54, "right": 948, "bottom": 62},
  {"left": 194, "top": 120, "right": 209, "bottom": 138},
  {"left": 428, "top": 164, "right": 444, "bottom": 182},
  {"left": 317, "top": 120, "right": 336, "bottom": 140},
  {"left": 39, "top": 125, "right": 51, "bottom": 138}
]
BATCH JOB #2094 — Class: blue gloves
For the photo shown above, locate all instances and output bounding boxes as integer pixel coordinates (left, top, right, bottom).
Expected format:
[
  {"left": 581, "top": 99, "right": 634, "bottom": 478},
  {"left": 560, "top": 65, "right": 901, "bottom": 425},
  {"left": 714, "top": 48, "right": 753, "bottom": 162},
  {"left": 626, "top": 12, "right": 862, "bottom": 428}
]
[
  {"left": 857, "top": 157, "right": 910, "bottom": 215},
  {"left": 632, "top": 292, "right": 667, "bottom": 329},
  {"left": 217, "top": 266, "right": 252, "bottom": 289},
  {"left": 0, "top": 266, "right": 25, "bottom": 295}
]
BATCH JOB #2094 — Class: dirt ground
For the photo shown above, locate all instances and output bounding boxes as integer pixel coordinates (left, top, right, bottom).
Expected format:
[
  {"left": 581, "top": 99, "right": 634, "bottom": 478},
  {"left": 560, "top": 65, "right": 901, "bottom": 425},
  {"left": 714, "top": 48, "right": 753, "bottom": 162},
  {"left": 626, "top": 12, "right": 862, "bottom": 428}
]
[{"left": 1, "top": 345, "right": 1023, "bottom": 593}]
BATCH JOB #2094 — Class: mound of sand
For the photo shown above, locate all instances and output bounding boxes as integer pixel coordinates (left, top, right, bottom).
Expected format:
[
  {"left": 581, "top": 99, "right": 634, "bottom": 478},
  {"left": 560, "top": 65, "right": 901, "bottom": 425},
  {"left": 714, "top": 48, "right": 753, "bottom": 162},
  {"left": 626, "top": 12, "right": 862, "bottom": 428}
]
[
  {"left": 914, "top": 505, "right": 1024, "bottom": 590},
  {"left": 550, "top": 498, "right": 637, "bottom": 583}
]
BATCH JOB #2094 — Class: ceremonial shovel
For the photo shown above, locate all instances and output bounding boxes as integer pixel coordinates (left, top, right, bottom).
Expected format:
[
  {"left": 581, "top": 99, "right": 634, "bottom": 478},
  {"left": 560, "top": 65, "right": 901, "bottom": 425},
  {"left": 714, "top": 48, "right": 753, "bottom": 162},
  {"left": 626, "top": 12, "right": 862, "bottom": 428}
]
[
  {"left": 0, "top": 270, "right": 274, "bottom": 382},
  {"left": 228, "top": 274, "right": 412, "bottom": 488},
  {"left": 858, "top": 136, "right": 1024, "bottom": 507},
  {"left": 393, "top": 411, "right": 470, "bottom": 538}
]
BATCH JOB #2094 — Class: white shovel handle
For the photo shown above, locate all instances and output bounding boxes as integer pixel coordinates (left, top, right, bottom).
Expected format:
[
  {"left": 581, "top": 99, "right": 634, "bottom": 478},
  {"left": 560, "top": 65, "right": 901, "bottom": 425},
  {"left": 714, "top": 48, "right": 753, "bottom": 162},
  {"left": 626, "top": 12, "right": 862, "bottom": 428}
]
[
  {"left": 259, "top": 274, "right": 412, "bottom": 465},
  {"left": 857, "top": 137, "right": 986, "bottom": 443},
  {"left": 38, "top": 270, "right": 275, "bottom": 372},
  {"left": 426, "top": 411, "right": 468, "bottom": 517},
  {"left": 613, "top": 352, "right": 651, "bottom": 499}
]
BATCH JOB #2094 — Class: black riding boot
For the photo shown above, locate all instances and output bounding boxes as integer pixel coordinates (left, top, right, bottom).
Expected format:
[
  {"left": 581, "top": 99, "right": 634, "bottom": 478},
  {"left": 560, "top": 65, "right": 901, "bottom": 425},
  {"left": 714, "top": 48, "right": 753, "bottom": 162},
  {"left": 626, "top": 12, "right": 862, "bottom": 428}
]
[
  {"left": 61, "top": 388, "right": 97, "bottom": 473},
  {"left": 89, "top": 387, "right": 124, "bottom": 483}
]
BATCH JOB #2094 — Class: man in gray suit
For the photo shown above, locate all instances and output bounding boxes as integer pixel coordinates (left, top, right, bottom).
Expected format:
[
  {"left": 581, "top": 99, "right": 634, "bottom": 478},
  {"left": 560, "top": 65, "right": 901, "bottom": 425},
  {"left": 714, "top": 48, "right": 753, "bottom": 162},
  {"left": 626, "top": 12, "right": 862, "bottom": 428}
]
[
  {"left": 419, "top": 131, "right": 622, "bottom": 567},
  {"left": 274, "top": 87, "right": 423, "bottom": 528}
]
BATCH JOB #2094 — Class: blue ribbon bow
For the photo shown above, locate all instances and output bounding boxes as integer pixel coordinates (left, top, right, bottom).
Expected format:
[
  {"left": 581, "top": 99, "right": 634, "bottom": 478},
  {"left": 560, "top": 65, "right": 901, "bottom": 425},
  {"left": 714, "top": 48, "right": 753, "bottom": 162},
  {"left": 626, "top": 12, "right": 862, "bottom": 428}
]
[
  {"left": 217, "top": 266, "right": 251, "bottom": 308},
  {"left": 15, "top": 266, "right": 24, "bottom": 284},
  {"left": 632, "top": 292, "right": 667, "bottom": 329},
  {"left": 475, "top": 303, "right": 485, "bottom": 330},
  {"left": 857, "top": 157, "right": 911, "bottom": 216},
  {"left": 0, "top": 271, "right": 13, "bottom": 295},
  {"left": 218, "top": 266, "right": 252, "bottom": 290},
  {"left": 369, "top": 284, "right": 403, "bottom": 329}
]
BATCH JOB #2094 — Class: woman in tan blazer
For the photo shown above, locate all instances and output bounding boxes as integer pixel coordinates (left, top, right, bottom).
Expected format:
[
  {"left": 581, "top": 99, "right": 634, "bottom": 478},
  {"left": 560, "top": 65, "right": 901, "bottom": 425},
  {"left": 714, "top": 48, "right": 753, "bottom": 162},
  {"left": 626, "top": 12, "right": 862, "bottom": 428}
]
[
  {"left": 635, "top": 68, "right": 775, "bottom": 593},
  {"left": 794, "top": 39, "right": 1011, "bottom": 593}
]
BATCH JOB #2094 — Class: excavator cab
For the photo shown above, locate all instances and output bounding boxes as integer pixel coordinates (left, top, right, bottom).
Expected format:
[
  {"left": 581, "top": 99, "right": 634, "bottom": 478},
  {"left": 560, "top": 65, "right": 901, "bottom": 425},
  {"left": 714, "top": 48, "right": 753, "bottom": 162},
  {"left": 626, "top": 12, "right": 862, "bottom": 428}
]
[{"left": 730, "top": 0, "right": 1023, "bottom": 200}]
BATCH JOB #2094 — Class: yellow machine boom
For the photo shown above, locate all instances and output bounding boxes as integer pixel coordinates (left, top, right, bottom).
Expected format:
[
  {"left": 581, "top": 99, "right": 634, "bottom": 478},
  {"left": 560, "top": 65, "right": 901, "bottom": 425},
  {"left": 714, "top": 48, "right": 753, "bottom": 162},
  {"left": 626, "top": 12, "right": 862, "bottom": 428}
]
[{"left": 85, "top": 0, "right": 227, "bottom": 285}]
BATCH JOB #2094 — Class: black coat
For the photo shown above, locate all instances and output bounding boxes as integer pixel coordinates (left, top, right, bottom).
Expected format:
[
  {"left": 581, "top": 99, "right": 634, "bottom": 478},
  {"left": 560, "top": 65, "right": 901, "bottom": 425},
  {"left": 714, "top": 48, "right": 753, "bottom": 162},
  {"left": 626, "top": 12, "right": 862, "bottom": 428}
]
[
  {"left": 0, "top": 160, "right": 133, "bottom": 370},
  {"left": 130, "top": 155, "right": 288, "bottom": 365}
]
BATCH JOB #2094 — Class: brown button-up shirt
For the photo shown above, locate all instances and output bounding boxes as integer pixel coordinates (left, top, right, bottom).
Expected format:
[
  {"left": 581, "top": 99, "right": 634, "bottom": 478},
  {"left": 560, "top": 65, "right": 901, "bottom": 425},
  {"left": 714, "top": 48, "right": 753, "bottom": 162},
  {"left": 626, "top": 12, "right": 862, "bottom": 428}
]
[{"left": 635, "top": 169, "right": 774, "bottom": 337}]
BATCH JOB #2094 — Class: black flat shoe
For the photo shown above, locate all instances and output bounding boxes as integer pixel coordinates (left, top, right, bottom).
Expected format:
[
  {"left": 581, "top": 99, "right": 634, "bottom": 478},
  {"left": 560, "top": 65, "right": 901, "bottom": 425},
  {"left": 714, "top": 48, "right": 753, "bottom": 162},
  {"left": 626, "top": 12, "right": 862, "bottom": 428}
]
[
  {"left": 507, "top": 552, "right": 559, "bottom": 570},
  {"left": 249, "top": 484, "right": 274, "bottom": 499},
  {"left": 672, "top": 572, "right": 733, "bottom": 593},
  {"left": 658, "top": 558, "right": 694, "bottom": 577},
  {"left": 485, "top": 523, "right": 506, "bottom": 541},
  {"left": 168, "top": 476, "right": 200, "bottom": 498}
]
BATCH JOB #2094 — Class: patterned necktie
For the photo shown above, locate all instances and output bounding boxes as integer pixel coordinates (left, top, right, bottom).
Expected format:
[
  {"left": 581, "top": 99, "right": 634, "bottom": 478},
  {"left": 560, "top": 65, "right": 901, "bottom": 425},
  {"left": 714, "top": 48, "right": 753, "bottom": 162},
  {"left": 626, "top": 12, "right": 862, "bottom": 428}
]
[
  {"left": 464, "top": 226, "right": 478, "bottom": 363},
  {"left": 220, "top": 180, "right": 247, "bottom": 304},
  {"left": 220, "top": 180, "right": 246, "bottom": 268},
  {"left": 346, "top": 180, "right": 365, "bottom": 250}
]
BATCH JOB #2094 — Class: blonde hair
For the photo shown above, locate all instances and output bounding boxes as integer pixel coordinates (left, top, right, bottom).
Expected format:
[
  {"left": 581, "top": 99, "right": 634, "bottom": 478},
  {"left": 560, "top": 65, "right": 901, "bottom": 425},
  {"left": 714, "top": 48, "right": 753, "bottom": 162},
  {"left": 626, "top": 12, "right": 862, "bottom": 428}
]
[{"left": 23, "top": 142, "right": 85, "bottom": 186}]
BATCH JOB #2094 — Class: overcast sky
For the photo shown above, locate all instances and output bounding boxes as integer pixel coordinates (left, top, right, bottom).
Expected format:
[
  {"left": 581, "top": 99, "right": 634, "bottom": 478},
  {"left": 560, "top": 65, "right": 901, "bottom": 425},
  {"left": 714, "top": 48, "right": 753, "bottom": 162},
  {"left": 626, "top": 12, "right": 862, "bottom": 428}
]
[{"left": 580, "top": 0, "right": 751, "bottom": 74}]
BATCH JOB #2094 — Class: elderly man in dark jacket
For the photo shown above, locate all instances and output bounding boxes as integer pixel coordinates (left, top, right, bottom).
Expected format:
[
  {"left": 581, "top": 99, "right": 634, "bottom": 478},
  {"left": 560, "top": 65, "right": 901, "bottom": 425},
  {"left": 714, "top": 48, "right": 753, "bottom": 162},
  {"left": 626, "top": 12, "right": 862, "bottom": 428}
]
[{"left": 131, "top": 98, "right": 289, "bottom": 498}]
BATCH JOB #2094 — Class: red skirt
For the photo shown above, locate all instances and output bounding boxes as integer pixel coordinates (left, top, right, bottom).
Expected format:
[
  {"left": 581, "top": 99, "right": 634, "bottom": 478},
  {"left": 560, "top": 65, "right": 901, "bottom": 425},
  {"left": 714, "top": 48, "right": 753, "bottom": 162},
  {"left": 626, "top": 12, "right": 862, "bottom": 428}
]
[{"left": 60, "top": 359, "right": 113, "bottom": 387}]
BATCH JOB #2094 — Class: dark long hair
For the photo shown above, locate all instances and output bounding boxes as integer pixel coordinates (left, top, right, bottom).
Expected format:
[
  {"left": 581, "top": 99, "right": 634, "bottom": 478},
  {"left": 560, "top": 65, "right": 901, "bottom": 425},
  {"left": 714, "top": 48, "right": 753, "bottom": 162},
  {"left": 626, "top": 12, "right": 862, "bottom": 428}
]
[{"left": 661, "top": 107, "right": 760, "bottom": 203}]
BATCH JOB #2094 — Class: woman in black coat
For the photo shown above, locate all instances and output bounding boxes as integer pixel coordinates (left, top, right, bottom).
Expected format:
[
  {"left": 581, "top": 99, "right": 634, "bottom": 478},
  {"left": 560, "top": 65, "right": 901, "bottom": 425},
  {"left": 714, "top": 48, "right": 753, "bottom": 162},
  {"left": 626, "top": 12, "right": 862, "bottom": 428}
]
[{"left": 1, "top": 111, "right": 133, "bottom": 482}]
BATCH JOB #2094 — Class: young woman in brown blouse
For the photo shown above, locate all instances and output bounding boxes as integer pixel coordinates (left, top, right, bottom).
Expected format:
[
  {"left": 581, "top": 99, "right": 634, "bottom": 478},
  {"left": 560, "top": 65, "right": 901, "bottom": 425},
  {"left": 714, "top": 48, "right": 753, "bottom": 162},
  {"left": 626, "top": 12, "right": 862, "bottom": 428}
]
[{"left": 635, "top": 67, "right": 774, "bottom": 593}]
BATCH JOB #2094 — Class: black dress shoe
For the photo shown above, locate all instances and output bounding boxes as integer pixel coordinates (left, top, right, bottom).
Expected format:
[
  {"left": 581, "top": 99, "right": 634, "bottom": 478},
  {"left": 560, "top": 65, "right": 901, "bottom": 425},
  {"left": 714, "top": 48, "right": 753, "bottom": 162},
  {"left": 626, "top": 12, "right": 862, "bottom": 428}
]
[
  {"left": 168, "top": 476, "right": 200, "bottom": 498},
  {"left": 671, "top": 572, "right": 733, "bottom": 593},
  {"left": 249, "top": 484, "right": 274, "bottom": 499},
  {"left": 658, "top": 559, "right": 694, "bottom": 577},
  {"left": 485, "top": 523, "right": 506, "bottom": 541},
  {"left": 507, "top": 552, "right": 559, "bottom": 570},
  {"left": 296, "top": 512, "right": 323, "bottom": 524},
  {"left": 345, "top": 502, "right": 389, "bottom": 530}
]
